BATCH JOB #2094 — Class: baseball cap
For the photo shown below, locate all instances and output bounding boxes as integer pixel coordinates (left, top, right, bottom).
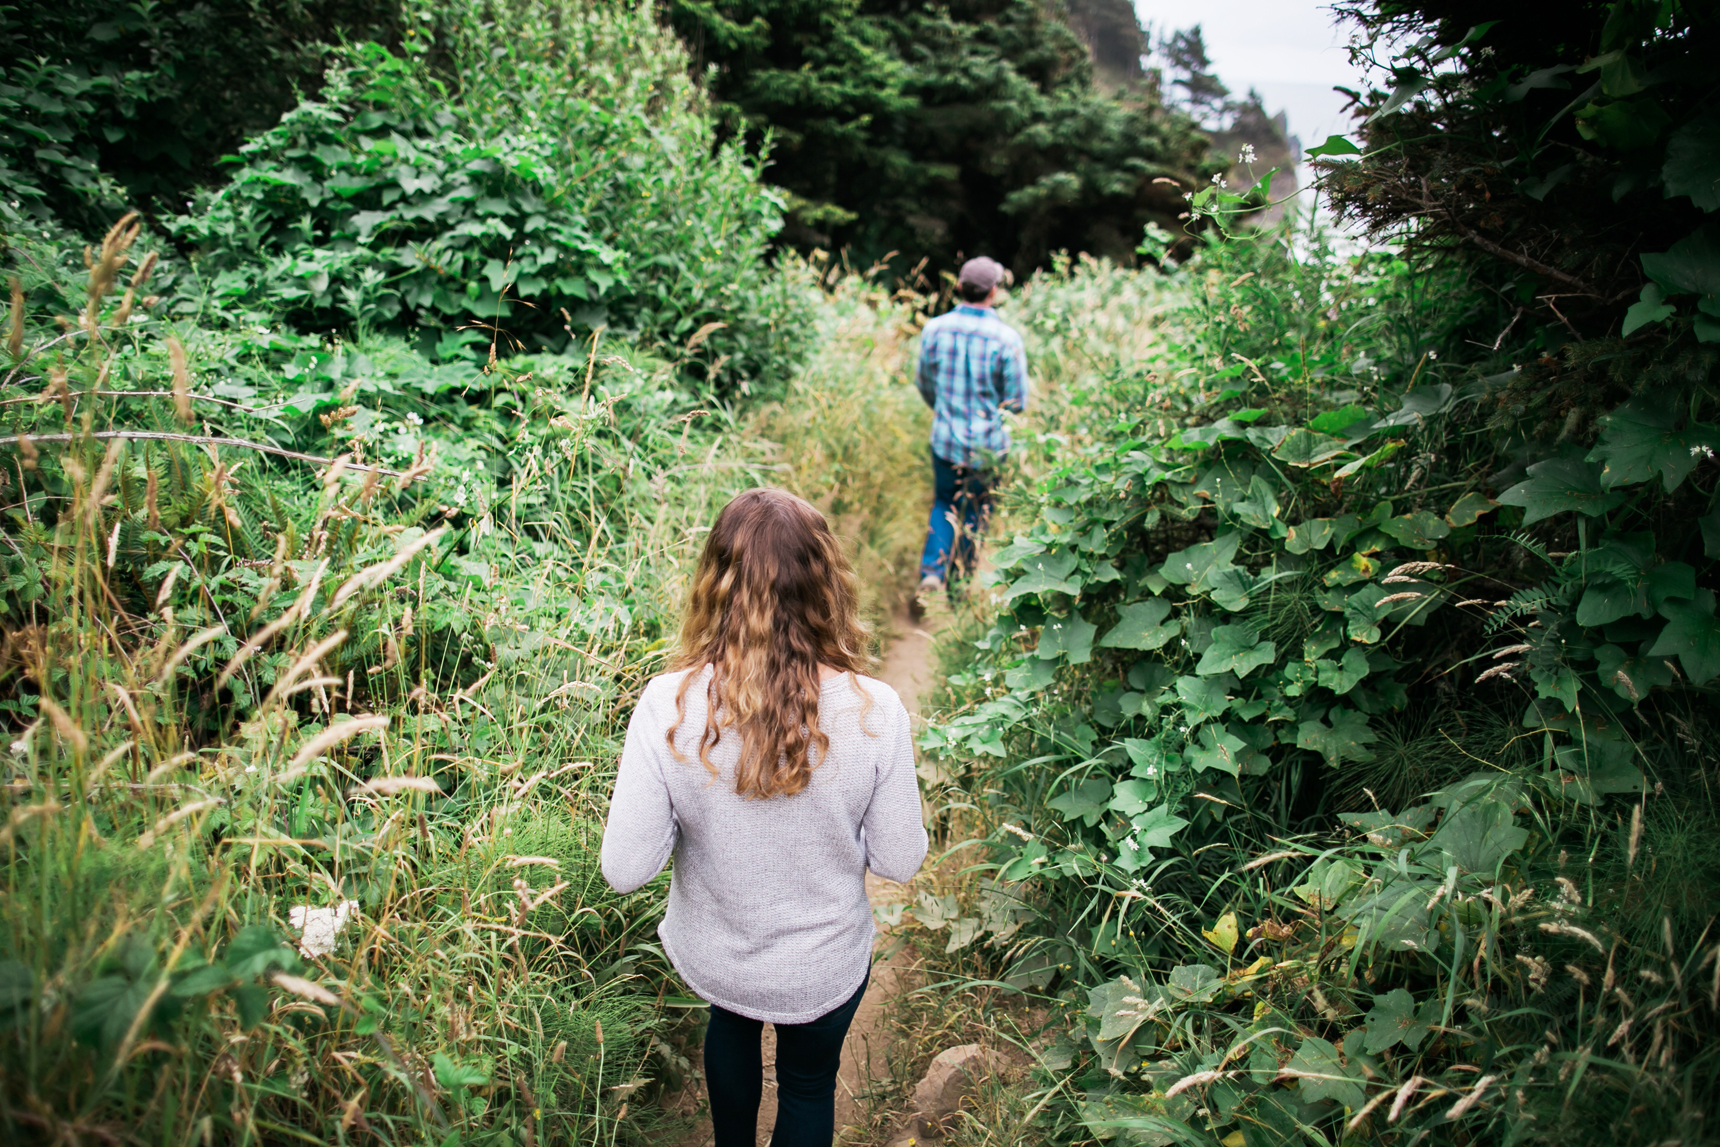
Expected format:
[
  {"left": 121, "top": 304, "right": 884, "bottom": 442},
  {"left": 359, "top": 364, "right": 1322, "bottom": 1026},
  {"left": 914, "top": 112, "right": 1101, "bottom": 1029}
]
[{"left": 957, "top": 256, "right": 1005, "bottom": 294}]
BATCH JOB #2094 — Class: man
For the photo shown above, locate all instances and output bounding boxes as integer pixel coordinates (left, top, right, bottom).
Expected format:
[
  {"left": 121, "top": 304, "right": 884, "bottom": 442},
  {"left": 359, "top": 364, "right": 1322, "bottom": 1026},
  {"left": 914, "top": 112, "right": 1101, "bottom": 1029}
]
[{"left": 913, "top": 256, "right": 1029, "bottom": 608}]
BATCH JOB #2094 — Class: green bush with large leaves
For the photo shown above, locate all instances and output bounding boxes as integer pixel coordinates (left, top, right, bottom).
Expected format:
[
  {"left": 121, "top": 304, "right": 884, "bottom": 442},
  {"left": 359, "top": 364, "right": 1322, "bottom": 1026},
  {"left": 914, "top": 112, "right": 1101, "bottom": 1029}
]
[{"left": 921, "top": 218, "right": 1718, "bottom": 1144}]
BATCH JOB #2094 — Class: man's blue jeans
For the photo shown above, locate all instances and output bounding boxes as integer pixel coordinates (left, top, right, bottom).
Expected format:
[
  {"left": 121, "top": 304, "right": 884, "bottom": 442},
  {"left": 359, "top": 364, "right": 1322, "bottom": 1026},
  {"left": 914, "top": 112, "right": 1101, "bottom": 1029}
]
[
  {"left": 919, "top": 452, "right": 995, "bottom": 582},
  {"left": 704, "top": 973, "right": 868, "bottom": 1147}
]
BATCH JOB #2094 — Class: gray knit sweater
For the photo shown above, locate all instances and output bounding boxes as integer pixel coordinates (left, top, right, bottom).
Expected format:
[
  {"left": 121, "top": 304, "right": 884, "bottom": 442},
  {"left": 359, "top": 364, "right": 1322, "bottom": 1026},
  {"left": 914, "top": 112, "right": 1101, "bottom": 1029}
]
[{"left": 600, "top": 666, "right": 928, "bottom": 1023}]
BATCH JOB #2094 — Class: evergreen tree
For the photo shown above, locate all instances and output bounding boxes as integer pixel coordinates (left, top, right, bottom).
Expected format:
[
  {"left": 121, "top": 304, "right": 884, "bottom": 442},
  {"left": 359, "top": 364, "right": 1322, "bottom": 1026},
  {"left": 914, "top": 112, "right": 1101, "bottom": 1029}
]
[{"left": 660, "top": 0, "right": 1216, "bottom": 275}]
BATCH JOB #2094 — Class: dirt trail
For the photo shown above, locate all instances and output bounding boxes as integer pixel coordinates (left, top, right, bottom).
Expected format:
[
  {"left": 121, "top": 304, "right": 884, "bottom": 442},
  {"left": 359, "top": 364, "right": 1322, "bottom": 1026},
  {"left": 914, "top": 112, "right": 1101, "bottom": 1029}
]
[{"left": 672, "top": 613, "right": 940, "bottom": 1146}]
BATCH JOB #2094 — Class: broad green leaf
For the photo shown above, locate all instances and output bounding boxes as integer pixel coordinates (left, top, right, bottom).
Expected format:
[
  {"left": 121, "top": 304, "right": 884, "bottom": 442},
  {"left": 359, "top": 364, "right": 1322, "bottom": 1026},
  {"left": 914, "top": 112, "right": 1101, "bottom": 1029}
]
[
  {"left": 1552, "top": 738, "right": 1645, "bottom": 803},
  {"left": 1187, "top": 725, "right": 1246, "bottom": 776},
  {"left": 1273, "top": 427, "right": 1353, "bottom": 467},
  {"left": 1175, "top": 674, "right": 1233, "bottom": 726},
  {"left": 1648, "top": 589, "right": 1720, "bottom": 684},
  {"left": 1294, "top": 856, "right": 1363, "bottom": 909},
  {"left": 1378, "top": 511, "right": 1451, "bottom": 549},
  {"left": 1124, "top": 736, "right": 1180, "bottom": 779},
  {"left": 1428, "top": 796, "right": 1528, "bottom": 874},
  {"left": 991, "top": 537, "right": 1046, "bottom": 570},
  {"left": 1284, "top": 1036, "right": 1366, "bottom": 1108},
  {"left": 1497, "top": 456, "right": 1625, "bottom": 523},
  {"left": 1316, "top": 647, "right": 1371, "bottom": 695},
  {"left": 1306, "top": 134, "right": 1362, "bottom": 158},
  {"left": 1342, "top": 878, "right": 1439, "bottom": 952},
  {"left": 1663, "top": 116, "right": 1720, "bottom": 211},
  {"left": 1165, "top": 963, "right": 1222, "bottom": 1002},
  {"left": 1099, "top": 600, "right": 1180, "bottom": 651},
  {"left": 225, "top": 925, "right": 298, "bottom": 978},
  {"left": 1333, "top": 440, "right": 1404, "bottom": 480},
  {"left": 1444, "top": 491, "right": 1497, "bottom": 528},
  {"left": 1622, "top": 282, "right": 1676, "bottom": 336},
  {"left": 1339, "top": 804, "right": 1435, "bottom": 848},
  {"left": 1004, "top": 656, "right": 1056, "bottom": 694},
  {"left": 1642, "top": 226, "right": 1720, "bottom": 296},
  {"left": 1306, "top": 404, "right": 1372, "bottom": 437},
  {"left": 1363, "top": 989, "right": 1436, "bottom": 1053},
  {"left": 1046, "top": 778, "right": 1112, "bottom": 827},
  {"left": 1585, "top": 395, "right": 1720, "bottom": 491},
  {"left": 1323, "top": 552, "right": 1378, "bottom": 587},
  {"left": 1036, "top": 612, "right": 1097, "bottom": 664},
  {"left": 1131, "top": 803, "right": 1190, "bottom": 852},
  {"left": 1703, "top": 510, "right": 1720, "bottom": 558},
  {"left": 1285, "top": 517, "right": 1339, "bottom": 554},
  {"left": 1375, "top": 384, "right": 1453, "bottom": 429},
  {"left": 1574, "top": 95, "right": 1671, "bottom": 151},
  {"left": 171, "top": 964, "right": 239, "bottom": 999},
  {"left": 1195, "top": 624, "right": 1276, "bottom": 678},
  {"left": 1595, "top": 643, "right": 1675, "bottom": 703},
  {"left": 1160, "top": 533, "right": 1240, "bottom": 590},
  {"left": 233, "top": 984, "right": 269, "bottom": 1029},
  {"left": 1006, "top": 549, "right": 1081, "bottom": 600},
  {"left": 1109, "top": 778, "right": 1157, "bottom": 816},
  {"left": 1295, "top": 706, "right": 1377, "bottom": 765}
]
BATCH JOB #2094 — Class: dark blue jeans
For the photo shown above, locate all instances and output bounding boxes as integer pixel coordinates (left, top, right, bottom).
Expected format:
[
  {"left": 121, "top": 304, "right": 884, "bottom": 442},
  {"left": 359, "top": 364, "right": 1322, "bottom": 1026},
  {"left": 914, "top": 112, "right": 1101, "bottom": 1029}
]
[
  {"left": 704, "top": 974, "right": 868, "bottom": 1147},
  {"left": 919, "top": 452, "right": 995, "bottom": 582}
]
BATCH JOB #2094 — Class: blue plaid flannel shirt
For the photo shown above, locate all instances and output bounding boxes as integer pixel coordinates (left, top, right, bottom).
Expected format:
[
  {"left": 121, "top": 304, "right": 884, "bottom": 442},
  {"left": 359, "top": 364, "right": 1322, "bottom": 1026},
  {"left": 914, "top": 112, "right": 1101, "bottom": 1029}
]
[{"left": 915, "top": 304, "right": 1029, "bottom": 468}]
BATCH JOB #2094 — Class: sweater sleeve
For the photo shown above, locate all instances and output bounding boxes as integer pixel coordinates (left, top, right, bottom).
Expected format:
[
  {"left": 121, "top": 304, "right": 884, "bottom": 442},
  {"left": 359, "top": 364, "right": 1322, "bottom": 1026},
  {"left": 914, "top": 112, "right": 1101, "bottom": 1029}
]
[
  {"left": 862, "top": 696, "right": 929, "bottom": 883},
  {"left": 600, "top": 689, "right": 679, "bottom": 894}
]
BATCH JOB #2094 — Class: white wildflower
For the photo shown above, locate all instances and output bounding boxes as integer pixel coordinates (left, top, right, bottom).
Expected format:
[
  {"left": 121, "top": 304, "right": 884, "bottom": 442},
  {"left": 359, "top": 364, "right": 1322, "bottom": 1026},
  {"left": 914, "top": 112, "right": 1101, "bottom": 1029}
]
[
  {"left": 1690, "top": 444, "right": 1715, "bottom": 460},
  {"left": 289, "top": 900, "right": 360, "bottom": 959},
  {"left": 1238, "top": 144, "right": 1257, "bottom": 165}
]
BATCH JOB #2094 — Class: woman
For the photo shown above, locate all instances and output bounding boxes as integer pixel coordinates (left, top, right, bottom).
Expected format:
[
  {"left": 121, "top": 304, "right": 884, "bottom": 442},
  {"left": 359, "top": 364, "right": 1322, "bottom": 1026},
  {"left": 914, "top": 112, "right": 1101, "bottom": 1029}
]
[{"left": 601, "top": 487, "right": 928, "bottom": 1147}]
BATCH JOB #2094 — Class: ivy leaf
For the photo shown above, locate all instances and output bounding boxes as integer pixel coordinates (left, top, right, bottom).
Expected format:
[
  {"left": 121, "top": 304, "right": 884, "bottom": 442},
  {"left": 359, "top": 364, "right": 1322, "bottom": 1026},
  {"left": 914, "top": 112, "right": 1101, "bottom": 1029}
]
[
  {"left": 1004, "top": 656, "right": 1056, "bottom": 694},
  {"left": 1647, "top": 589, "right": 1720, "bottom": 684},
  {"left": 1175, "top": 674, "right": 1234, "bottom": 727},
  {"left": 1662, "top": 116, "right": 1720, "bottom": 211},
  {"left": 1109, "top": 777, "right": 1157, "bottom": 816},
  {"left": 1642, "top": 226, "right": 1720, "bottom": 297},
  {"left": 1316, "top": 647, "right": 1371, "bottom": 695},
  {"left": 1295, "top": 707, "right": 1377, "bottom": 765},
  {"left": 1046, "top": 778, "right": 1112, "bottom": 828},
  {"left": 1283, "top": 1036, "right": 1367, "bottom": 1108},
  {"left": 1444, "top": 491, "right": 1498, "bottom": 528},
  {"left": 1196, "top": 624, "right": 1277, "bottom": 678},
  {"left": 1160, "top": 533, "right": 1240, "bottom": 591},
  {"left": 1187, "top": 725, "right": 1246, "bottom": 777},
  {"left": 1036, "top": 611, "right": 1097, "bottom": 664},
  {"left": 991, "top": 537, "right": 1047, "bottom": 570},
  {"left": 1378, "top": 511, "right": 1451, "bottom": 549},
  {"left": 1285, "top": 517, "right": 1340, "bottom": 554},
  {"left": 1099, "top": 600, "right": 1180, "bottom": 651},
  {"left": 1273, "top": 427, "right": 1353, "bottom": 466},
  {"left": 1131, "top": 803, "right": 1190, "bottom": 852},
  {"left": 1585, "top": 396, "right": 1720, "bottom": 491},
  {"left": 1363, "top": 989, "right": 1436, "bottom": 1053},
  {"left": 1428, "top": 796, "right": 1528, "bottom": 875},
  {"left": 1165, "top": 963, "right": 1223, "bottom": 1003},
  {"left": 1006, "top": 549, "right": 1081, "bottom": 600},
  {"left": 1497, "top": 456, "right": 1625, "bottom": 524},
  {"left": 1306, "top": 134, "right": 1362, "bottom": 158},
  {"left": 1595, "top": 643, "right": 1675, "bottom": 703},
  {"left": 1622, "top": 282, "right": 1676, "bottom": 336}
]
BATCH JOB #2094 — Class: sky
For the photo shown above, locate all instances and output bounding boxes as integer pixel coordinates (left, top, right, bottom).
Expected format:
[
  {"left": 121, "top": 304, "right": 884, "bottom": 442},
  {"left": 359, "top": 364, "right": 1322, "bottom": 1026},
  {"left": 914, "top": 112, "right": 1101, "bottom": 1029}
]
[{"left": 1131, "top": 0, "right": 1371, "bottom": 150}]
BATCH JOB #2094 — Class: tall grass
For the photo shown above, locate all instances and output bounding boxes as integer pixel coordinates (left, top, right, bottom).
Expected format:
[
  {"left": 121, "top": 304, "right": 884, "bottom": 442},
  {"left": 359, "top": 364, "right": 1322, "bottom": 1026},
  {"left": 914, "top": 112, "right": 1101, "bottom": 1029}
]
[{"left": 0, "top": 219, "right": 917, "bottom": 1143}]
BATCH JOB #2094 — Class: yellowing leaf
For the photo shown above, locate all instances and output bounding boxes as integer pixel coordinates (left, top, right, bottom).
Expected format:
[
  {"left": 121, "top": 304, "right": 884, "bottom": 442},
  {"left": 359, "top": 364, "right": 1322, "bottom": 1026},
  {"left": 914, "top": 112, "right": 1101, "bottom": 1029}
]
[{"left": 1202, "top": 911, "right": 1239, "bottom": 954}]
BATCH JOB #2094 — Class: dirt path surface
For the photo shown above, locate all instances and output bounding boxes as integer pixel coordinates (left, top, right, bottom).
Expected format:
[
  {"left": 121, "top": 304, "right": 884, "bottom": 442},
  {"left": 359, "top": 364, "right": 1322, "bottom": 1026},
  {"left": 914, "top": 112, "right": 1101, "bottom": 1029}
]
[{"left": 672, "top": 613, "right": 939, "bottom": 1147}]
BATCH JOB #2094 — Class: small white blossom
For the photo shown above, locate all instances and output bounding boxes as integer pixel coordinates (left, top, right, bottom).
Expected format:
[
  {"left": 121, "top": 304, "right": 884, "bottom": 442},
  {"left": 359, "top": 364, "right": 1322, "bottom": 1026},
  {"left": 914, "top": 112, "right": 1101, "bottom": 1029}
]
[
  {"left": 1238, "top": 144, "right": 1257, "bottom": 164},
  {"left": 1690, "top": 444, "right": 1715, "bottom": 460}
]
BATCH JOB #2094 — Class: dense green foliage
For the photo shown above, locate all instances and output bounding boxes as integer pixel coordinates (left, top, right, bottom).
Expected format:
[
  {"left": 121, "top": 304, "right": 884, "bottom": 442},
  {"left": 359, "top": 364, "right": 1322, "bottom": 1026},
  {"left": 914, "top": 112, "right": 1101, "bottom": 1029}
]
[
  {"left": 908, "top": 4, "right": 1720, "bottom": 1144},
  {"left": 662, "top": 0, "right": 1218, "bottom": 274},
  {"left": 0, "top": 0, "right": 402, "bottom": 231},
  {"left": 0, "top": 2, "right": 835, "bottom": 1142}
]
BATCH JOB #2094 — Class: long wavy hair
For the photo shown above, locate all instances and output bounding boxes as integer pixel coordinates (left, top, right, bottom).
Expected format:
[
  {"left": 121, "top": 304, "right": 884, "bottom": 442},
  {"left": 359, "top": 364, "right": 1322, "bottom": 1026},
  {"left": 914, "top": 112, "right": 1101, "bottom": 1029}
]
[{"left": 666, "top": 487, "right": 872, "bottom": 798}]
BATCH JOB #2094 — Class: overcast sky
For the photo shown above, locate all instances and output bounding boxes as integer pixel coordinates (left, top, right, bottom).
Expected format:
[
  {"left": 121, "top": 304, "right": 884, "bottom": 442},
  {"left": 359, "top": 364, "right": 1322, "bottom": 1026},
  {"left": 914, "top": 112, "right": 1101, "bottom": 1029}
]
[{"left": 1132, "top": 0, "right": 1371, "bottom": 148}]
